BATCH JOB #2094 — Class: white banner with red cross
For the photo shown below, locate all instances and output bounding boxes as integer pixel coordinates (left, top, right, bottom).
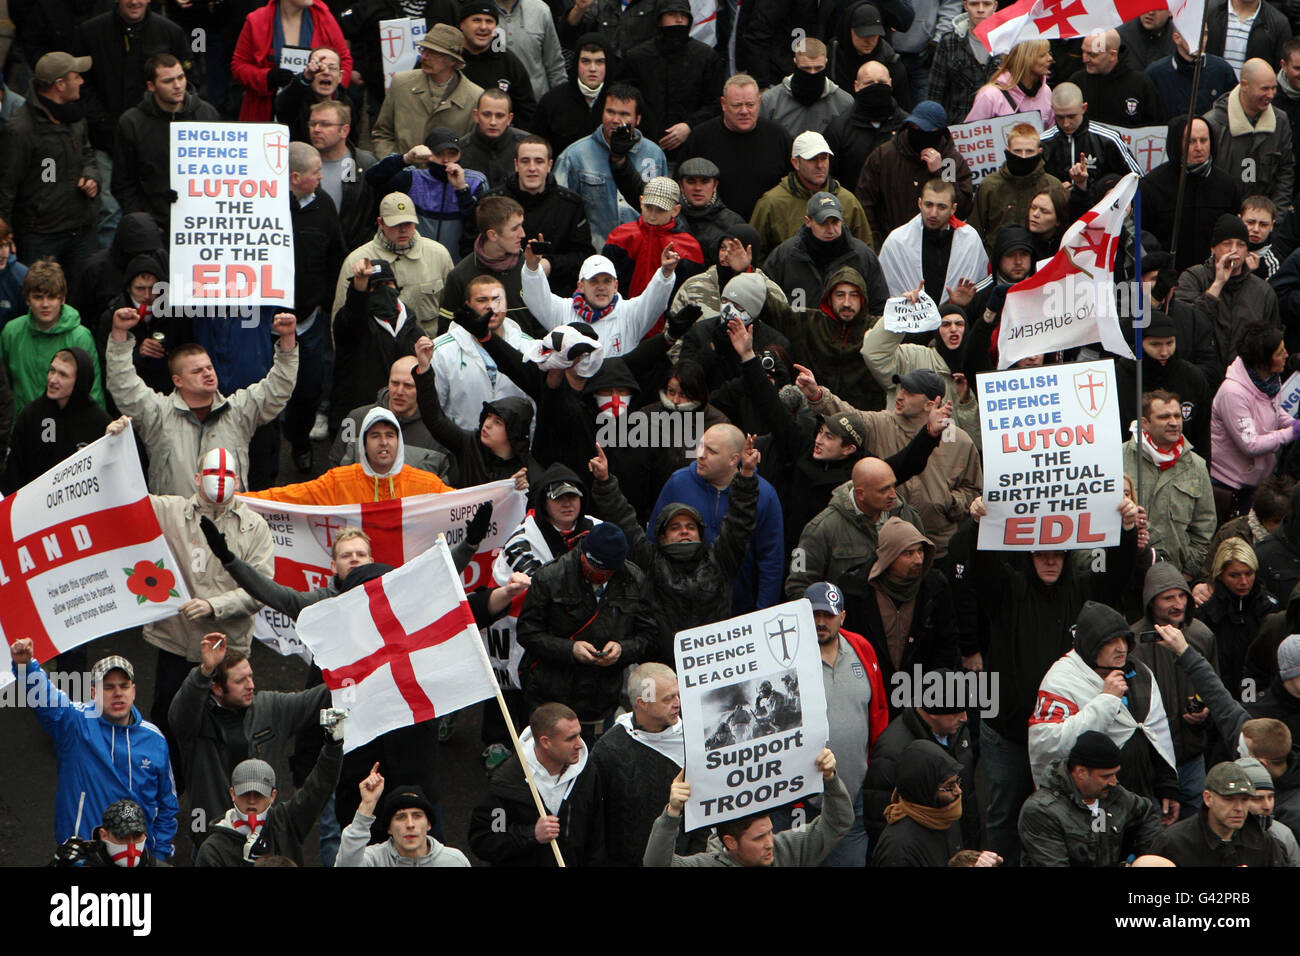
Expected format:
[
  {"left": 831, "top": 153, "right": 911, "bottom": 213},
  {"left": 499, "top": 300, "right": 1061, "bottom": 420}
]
[
  {"left": 169, "top": 121, "right": 295, "bottom": 309},
  {"left": 379, "top": 17, "right": 427, "bottom": 89},
  {"left": 975, "top": 0, "right": 1204, "bottom": 55},
  {"left": 237, "top": 481, "right": 526, "bottom": 662},
  {"left": 296, "top": 538, "right": 501, "bottom": 752},
  {"left": 0, "top": 426, "right": 192, "bottom": 693}
]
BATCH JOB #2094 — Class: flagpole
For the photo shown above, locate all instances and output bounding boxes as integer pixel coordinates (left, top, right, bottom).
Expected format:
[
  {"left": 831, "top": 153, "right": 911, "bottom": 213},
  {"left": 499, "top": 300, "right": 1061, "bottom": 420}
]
[
  {"left": 1167, "top": 1, "right": 1213, "bottom": 266},
  {"left": 1134, "top": 190, "right": 1145, "bottom": 507},
  {"left": 441, "top": 535, "right": 567, "bottom": 868}
]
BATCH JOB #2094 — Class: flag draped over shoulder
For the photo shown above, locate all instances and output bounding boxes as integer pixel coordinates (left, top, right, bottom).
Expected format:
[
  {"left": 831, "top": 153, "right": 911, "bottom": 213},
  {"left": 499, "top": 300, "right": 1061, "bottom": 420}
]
[
  {"left": 996, "top": 172, "right": 1139, "bottom": 370},
  {"left": 975, "top": 0, "right": 1205, "bottom": 55},
  {"left": 296, "top": 539, "right": 501, "bottom": 752}
]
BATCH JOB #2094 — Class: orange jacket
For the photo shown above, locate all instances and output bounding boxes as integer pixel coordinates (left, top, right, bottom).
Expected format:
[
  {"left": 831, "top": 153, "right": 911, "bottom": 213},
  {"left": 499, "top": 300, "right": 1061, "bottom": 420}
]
[{"left": 242, "top": 463, "right": 455, "bottom": 505}]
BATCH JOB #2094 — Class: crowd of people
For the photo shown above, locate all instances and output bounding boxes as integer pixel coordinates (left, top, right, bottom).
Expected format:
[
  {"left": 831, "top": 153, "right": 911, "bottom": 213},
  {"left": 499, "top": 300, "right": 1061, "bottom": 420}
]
[{"left": 4, "top": 0, "right": 1300, "bottom": 870}]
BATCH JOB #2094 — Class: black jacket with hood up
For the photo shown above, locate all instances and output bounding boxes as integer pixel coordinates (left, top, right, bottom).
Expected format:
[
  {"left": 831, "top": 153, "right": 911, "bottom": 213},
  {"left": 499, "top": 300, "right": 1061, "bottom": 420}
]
[
  {"left": 870, "top": 740, "right": 966, "bottom": 866},
  {"left": 1, "top": 346, "right": 111, "bottom": 495},
  {"left": 1255, "top": 484, "right": 1300, "bottom": 605},
  {"left": 71, "top": 213, "right": 168, "bottom": 330}
]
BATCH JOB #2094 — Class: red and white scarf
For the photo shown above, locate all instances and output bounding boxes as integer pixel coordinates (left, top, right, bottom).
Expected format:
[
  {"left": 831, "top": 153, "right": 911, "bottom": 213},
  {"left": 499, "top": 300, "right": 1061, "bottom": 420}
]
[{"left": 1131, "top": 420, "right": 1188, "bottom": 471}]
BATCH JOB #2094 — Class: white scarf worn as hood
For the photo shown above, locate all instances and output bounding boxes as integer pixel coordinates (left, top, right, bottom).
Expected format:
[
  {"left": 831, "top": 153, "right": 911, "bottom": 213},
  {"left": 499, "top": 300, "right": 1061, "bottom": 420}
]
[
  {"left": 519, "top": 726, "right": 589, "bottom": 815},
  {"left": 614, "top": 711, "right": 685, "bottom": 767},
  {"left": 357, "top": 406, "right": 407, "bottom": 479}
]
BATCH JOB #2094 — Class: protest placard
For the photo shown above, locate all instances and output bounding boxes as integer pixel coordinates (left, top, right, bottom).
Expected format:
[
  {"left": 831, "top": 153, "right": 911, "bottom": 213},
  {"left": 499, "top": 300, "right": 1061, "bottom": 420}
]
[
  {"left": 977, "top": 359, "right": 1123, "bottom": 550},
  {"left": 237, "top": 482, "right": 525, "bottom": 662},
  {"left": 882, "top": 292, "right": 941, "bottom": 333},
  {"left": 949, "top": 111, "right": 1043, "bottom": 185},
  {"left": 675, "top": 600, "right": 829, "bottom": 831},
  {"left": 1093, "top": 121, "right": 1167, "bottom": 174},
  {"left": 380, "top": 17, "right": 427, "bottom": 89},
  {"left": 1280, "top": 371, "right": 1300, "bottom": 418},
  {"left": 169, "top": 122, "right": 294, "bottom": 310},
  {"left": 279, "top": 46, "right": 312, "bottom": 75},
  {"left": 0, "top": 427, "right": 191, "bottom": 692}
]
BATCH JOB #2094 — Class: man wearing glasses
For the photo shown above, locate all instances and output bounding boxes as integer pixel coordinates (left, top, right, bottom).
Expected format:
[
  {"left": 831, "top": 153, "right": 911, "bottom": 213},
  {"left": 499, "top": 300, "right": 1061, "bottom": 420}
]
[
  {"left": 308, "top": 101, "right": 379, "bottom": 252},
  {"left": 276, "top": 47, "right": 349, "bottom": 143}
]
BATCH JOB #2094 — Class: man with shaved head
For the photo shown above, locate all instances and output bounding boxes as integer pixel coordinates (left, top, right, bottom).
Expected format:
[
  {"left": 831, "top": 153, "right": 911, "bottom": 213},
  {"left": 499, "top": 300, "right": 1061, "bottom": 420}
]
[
  {"left": 1039, "top": 81, "right": 1141, "bottom": 203},
  {"left": 825, "top": 60, "right": 909, "bottom": 187},
  {"left": 330, "top": 354, "right": 454, "bottom": 479},
  {"left": 649, "top": 423, "right": 786, "bottom": 613},
  {"left": 1206, "top": 57, "right": 1295, "bottom": 211},
  {"left": 1068, "top": 29, "right": 1165, "bottom": 126},
  {"left": 786, "top": 455, "right": 928, "bottom": 597}
]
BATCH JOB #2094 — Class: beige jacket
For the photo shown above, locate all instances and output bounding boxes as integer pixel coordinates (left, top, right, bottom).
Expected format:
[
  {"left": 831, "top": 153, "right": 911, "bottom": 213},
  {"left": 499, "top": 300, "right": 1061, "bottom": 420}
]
[
  {"left": 810, "top": 386, "right": 983, "bottom": 557},
  {"left": 370, "top": 69, "right": 484, "bottom": 158},
  {"left": 334, "top": 233, "right": 455, "bottom": 337},
  {"left": 107, "top": 335, "right": 298, "bottom": 496},
  {"left": 143, "top": 495, "right": 274, "bottom": 660}
]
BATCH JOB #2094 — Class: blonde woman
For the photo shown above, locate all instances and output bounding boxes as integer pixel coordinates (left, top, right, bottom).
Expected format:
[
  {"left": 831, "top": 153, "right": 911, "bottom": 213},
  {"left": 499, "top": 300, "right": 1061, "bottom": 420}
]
[
  {"left": 1194, "top": 537, "right": 1276, "bottom": 704},
  {"left": 964, "top": 39, "right": 1055, "bottom": 127}
]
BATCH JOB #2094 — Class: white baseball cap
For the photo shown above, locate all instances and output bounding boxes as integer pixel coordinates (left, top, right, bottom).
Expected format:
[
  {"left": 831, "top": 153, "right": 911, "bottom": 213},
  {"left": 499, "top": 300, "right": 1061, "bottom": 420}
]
[
  {"left": 579, "top": 255, "right": 617, "bottom": 281},
  {"left": 792, "top": 131, "right": 834, "bottom": 160}
]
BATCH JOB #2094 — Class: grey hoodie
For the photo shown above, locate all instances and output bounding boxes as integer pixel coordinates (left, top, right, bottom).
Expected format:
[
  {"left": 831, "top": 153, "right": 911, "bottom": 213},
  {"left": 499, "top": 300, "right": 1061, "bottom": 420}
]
[{"left": 335, "top": 809, "right": 470, "bottom": 867}]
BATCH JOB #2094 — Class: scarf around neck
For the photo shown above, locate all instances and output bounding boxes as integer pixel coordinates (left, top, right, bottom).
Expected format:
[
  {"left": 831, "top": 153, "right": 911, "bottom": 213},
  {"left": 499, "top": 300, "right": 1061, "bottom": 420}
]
[
  {"left": 474, "top": 233, "right": 520, "bottom": 272},
  {"left": 1130, "top": 420, "right": 1189, "bottom": 470},
  {"left": 1247, "top": 363, "right": 1282, "bottom": 397},
  {"left": 572, "top": 288, "right": 619, "bottom": 322},
  {"left": 884, "top": 791, "right": 963, "bottom": 829}
]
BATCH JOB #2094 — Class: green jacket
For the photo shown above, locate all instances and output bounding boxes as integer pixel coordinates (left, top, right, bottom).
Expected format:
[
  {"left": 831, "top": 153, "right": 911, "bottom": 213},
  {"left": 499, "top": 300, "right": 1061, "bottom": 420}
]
[
  {"left": 749, "top": 172, "right": 874, "bottom": 259},
  {"left": 1122, "top": 440, "right": 1217, "bottom": 578},
  {"left": 968, "top": 159, "right": 1062, "bottom": 253},
  {"left": 0, "top": 304, "right": 104, "bottom": 411},
  {"left": 785, "top": 479, "right": 926, "bottom": 597}
]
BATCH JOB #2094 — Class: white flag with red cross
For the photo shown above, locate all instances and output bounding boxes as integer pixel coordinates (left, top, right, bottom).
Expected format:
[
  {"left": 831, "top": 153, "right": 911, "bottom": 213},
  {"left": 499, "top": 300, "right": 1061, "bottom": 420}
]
[
  {"left": 996, "top": 172, "right": 1138, "bottom": 370},
  {"left": 0, "top": 426, "right": 192, "bottom": 693},
  {"left": 237, "top": 481, "right": 526, "bottom": 661},
  {"left": 975, "top": 0, "right": 1204, "bottom": 55},
  {"left": 295, "top": 538, "right": 500, "bottom": 752}
]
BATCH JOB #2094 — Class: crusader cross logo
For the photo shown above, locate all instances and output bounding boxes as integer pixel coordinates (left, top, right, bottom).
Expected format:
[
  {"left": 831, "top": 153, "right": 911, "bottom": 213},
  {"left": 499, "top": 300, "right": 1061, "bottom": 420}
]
[
  {"left": 309, "top": 515, "right": 351, "bottom": 552},
  {"left": 263, "top": 131, "right": 289, "bottom": 175},
  {"left": 1074, "top": 369, "right": 1108, "bottom": 418},
  {"left": 765, "top": 614, "right": 799, "bottom": 667}
]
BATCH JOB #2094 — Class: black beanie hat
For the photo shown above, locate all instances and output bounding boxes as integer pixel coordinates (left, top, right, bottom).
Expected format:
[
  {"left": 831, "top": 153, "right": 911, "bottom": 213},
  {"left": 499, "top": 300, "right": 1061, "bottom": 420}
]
[
  {"left": 1068, "top": 731, "right": 1122, "bottom": 770},
  {"left": 1210, "top": 213, "right": 1249, "bottom": 246}
]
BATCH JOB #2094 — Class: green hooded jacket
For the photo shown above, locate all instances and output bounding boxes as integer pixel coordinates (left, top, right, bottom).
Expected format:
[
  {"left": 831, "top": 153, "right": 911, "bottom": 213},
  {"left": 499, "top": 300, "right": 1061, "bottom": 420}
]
[{"left": 0, "top": 303, "right": 104, "bottom": 413}]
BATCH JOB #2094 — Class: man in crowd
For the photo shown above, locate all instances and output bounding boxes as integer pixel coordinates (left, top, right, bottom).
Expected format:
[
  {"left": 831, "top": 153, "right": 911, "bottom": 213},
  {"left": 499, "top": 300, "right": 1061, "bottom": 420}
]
[
  {"left": 677, "top": 157, "right": 747, "bottom": 265},
  {"left": 1205, "top": 58, "right": 1295, "bottom": 213},
  {"left": 758, "top": 38, "right": 852, "bottom": 139},
  {"left": 371, "top": 23, "right": 484, "bottom": 156},
  {"left": 457, "top": 89, "right": 529, "bottom": 190},
  {"left": 1068, "top": 30, "right": 1165, "bottom": 127},
  {"left": 309, "top": 101, "right": 378, "bottom": 251},
  {"left": 331, "top": 355, "right": 454, "bottom": 476},
  {"left": 1038, "top": 82, "right": 1141, "bottom": 205},
  {"left": 1150, "top": 762, "right": 1276, "bottom": 866}
]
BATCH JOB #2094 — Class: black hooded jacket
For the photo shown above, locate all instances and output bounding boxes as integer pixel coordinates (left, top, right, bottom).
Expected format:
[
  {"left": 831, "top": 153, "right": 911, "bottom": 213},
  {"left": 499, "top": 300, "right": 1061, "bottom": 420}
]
[
  {"left": 828, "top": 15, "right": 912, "bottom": 110},
  {"left": 331, "top": 284, "right": 425, "bottom": 432},
  {"left": 972, "top": 530, "right": 1136, "bottom": 743},
  {"left": 95, "top": 252, "right": 193, "bottom": 405},
  {"left": 412, "top": 362, "right": 542, "bottom": 489},
  {"left": 1255, "top": 483, "right": 1300, "bottom": 605},
  {"left": 964, "top": 224, "right": 1039, "bottom": 378},
  {"left": 825, "top": 101, "right": 909, "bottom": 189},
  {"left": 620, "top": 0, "right": 725, "bottom": 155},
  {"left": 1, "top": 347, "right": 111, "bottom": 495},
  {"left": 531, "top": 33, "right": 610, "bottom": 156},
  {"left": 460, "top": 47, "right": 538, "bottom": 129},
  {"left": 1115, "top": 345, "right": 1212, "bottom": 458},
  {"left": 1140, "top": 114, "right": 1243, "bottom": 272},
  {"left": 524, "top": 463, "right": 601, "bottom": 564},
  {"left": 113, "top": 89, "right": 221, "bottom": 230},
  {"left": 1069, "top": 601, "right": 1179, "bottom": 804},
  {"left": 71, "top": 213, "right": 167, "bottom": 325},
  {"left": 870, "top": 740, "right": 966, "bottom": 866}
]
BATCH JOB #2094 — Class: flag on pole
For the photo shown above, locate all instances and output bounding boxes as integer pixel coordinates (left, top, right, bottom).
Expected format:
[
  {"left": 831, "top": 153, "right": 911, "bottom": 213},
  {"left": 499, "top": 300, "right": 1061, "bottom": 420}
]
[
  {"left": 295, "top": 538, "right": 500, "bottom": 752},
  {"left": 975, "top": 0, "right": 1204, "bottom": 55},
  {"left": 996, "top": 172, "right": 1139, "bottom": 369}
]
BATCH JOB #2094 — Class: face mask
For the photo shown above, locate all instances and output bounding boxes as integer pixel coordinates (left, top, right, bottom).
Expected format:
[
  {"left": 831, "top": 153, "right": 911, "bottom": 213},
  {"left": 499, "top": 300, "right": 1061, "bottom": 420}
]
[
  {"left": 369, "top": 283, "right": 400, "bottom": 324},
  {"left": 103, "top": 836, "right": 147, "bottom": 867},
  {"left": 909, "top": 127, "right": 942, "bottom": 151},
  {"left": 597, "top": 391, "right": 630, "bottom": 417},
  {"left": 1005, "top": 150, "right": 1039, "bottom": 176},
  {"left": 660, "top": 389, "right": 700, "bottom": 411},
  {"left": 855, "top": 83, "right": 893, "bottom": 118},
  {"left": 661, "top": 540, "right": 705, "bottom": 563},
  {"left": 720, "top": 301, "right": 752, "bottom": 327},
  {"left": 658, "top": 23, "right": 689, "bottom": 47},
  {"left": 790, "top": 67, "right": 825, "bottom": 105},
  {"left": 199, "top": 447, "right": 239, "bottom": 504}
]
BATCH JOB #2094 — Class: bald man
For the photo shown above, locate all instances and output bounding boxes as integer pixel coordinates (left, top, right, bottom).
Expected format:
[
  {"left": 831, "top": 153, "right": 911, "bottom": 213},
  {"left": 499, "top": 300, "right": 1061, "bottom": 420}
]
[
  {"left": 785, "top": 456, "right": 927, "bottom": 597},
  {"left": 1068, "top": 29, "right": 1165, "bottom": 127},
  {"left": 1206, "top": 58, "right": 1295, "bottom": 212},
  {"left": 649, "top": 424, "right": 786, "bottom": 614},
  {"left": 1039, "top": 82, "right": 1140, "bottom": 203},
  {"left": 825, "top": 61, "right": 908, "bottom": 186},
  {"left": 330, "top": 354, "right": 454, "bottom": 478}
]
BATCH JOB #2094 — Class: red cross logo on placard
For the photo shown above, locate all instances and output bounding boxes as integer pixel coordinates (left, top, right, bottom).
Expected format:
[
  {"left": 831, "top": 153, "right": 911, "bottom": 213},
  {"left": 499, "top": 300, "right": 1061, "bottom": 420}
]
[
  {"left": 263, "top": 131, "right": 289, "bottom": 175},
  {"left": 1074, "top": 369, "right": 1108, "bottom": 417},
  {"left": 1136, "top": 136, "right": 1162, "bottom": 172},
  {"left": 309, "top": 515, "right": 350, "bottom": 551},
  {"left": 320, "top": 580, "right": 473, "bottom": 723},
  {"left": 1033, "top": 0, "right": 1089, "bottom": 33},
  {"left": 110, "top": 840, "right": 143, "bottom": 867},
  {"left": 380, "top": 27, "right": 404, "bottom": 59}
]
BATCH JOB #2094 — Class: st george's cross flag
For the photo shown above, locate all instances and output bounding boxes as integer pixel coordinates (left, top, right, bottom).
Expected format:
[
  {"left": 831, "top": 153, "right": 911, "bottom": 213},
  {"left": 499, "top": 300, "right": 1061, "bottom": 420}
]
[
  {"left": 0, "top": 425, "right": 191, "bottom": 693},
  {"left": 237, "top": 481, "right": 526, "bottom": 661},
  {"left": 295, "top": 538, "right": 499, "bottom": 752},
  {"left": 996, "top": 172, "right": 1138, "bottom": 369},
  {"left": 976, "top": 0, "right": 1204, "bottom": 55}
]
